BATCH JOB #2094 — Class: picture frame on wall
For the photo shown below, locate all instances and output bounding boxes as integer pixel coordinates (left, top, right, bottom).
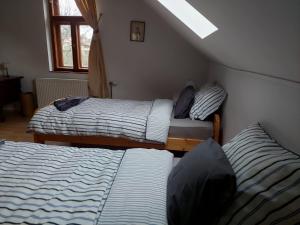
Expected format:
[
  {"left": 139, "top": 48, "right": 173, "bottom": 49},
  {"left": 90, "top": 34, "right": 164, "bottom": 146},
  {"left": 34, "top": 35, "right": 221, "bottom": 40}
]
[{"left": 130, "top": 21, "right": 145, "bottom": 42}]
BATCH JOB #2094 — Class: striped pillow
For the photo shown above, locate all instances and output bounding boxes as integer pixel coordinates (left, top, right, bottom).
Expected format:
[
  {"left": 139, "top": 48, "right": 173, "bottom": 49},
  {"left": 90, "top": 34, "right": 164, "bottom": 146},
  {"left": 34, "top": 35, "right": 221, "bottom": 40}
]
[
  {"left": 189, "top": 85, "right": 226, "bottom": 120},
  {"left": 218, "top": 124, "right": 300, "bottom": 225}
]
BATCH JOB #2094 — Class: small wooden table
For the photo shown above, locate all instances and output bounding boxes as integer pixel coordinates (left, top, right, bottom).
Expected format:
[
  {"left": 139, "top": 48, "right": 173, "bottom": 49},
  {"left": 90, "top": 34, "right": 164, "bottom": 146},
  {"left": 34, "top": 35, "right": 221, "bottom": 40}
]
[{"left": 0, "top": 75, "right": 23, "bottom": 121}]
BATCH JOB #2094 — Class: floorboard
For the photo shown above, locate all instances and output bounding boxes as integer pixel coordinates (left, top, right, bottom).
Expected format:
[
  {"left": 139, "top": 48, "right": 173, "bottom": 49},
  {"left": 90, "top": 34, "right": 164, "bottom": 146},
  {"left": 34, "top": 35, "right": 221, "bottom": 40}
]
[{"left": 0, "top": 111, "right": 33, "bottom": 142}]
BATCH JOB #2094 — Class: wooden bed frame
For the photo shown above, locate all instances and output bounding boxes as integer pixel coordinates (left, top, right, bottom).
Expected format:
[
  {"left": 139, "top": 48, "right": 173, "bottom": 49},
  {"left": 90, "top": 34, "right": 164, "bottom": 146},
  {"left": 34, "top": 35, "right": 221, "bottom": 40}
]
[{"left": 33, "top": 114, "right": 221, "bottom": 152}]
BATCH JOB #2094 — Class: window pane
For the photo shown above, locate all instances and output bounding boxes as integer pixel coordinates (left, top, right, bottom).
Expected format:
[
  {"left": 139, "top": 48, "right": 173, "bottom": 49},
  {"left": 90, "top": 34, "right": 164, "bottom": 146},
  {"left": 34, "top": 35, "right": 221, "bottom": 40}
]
[
  {"left": 58, "top": 0, "right": 82, "bottom": 16},
  {"left": 60, "top": 25, "right": 73, "bottom": 67},
  {"left": 79, "top": 25, "right": 93, "bottom": 68}
]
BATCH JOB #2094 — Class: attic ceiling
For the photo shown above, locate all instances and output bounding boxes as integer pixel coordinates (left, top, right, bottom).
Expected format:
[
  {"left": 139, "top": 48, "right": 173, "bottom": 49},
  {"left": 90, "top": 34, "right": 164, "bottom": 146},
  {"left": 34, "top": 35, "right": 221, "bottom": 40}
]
[{"left": 145, "top": 0, "right": 300, "bottom": 82}]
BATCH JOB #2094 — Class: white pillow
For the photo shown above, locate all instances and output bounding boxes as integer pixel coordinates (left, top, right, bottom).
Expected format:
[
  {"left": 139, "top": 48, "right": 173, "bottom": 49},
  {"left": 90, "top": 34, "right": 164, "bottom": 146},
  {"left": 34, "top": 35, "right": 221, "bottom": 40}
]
[{"left": 189, "top": 85, "right": 226, "bottom": 120}]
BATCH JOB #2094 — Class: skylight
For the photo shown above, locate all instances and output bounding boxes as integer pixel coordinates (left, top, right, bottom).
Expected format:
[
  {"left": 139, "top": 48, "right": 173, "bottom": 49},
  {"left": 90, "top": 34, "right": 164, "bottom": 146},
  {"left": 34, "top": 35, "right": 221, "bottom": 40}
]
[{"left": 156, "top": 0, "right": 218, "bottom": 39}]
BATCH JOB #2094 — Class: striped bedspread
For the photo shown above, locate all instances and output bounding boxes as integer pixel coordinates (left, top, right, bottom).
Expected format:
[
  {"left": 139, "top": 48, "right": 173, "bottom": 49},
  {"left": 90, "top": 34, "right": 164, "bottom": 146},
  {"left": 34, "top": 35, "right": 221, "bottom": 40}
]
[
  {"left": 0, "top": 141, "right": 124, "bottom": 225},
  {"left": 0, "top": 142, "right": 174, "bottom": 225},
  {"left": 28, "top": 98, "right": 173, "bottom": 143}
]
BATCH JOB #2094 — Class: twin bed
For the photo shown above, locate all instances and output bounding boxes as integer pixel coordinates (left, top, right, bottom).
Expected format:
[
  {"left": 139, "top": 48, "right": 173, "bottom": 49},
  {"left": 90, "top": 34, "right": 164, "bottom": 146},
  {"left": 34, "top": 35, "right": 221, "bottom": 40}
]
[
  {"left": 0, "top": 141, "right": 172, "bottom": 225},
  {"left": 1, "top": 124, "right": 299, "bottom": 224},
  {"left": 28, "top": 98, "right": 221, "bottom": 151}
]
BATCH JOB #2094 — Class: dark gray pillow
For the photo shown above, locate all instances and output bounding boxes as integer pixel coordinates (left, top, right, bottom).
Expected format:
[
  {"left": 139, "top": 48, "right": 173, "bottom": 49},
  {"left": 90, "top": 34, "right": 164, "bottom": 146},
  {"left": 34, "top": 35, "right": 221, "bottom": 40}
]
[
  {"left": 174, "top": 85, "right": 195, "bottom": 119},
  {"left": 167, "top": 138, "right": 236, "bottom": 225}
]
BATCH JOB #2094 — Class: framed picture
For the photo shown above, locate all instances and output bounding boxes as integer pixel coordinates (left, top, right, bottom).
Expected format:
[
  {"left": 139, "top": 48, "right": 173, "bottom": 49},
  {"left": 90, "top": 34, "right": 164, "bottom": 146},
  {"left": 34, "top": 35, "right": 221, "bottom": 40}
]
[{"left": 130, "top": 21, "right": 145, "bottom": 42}]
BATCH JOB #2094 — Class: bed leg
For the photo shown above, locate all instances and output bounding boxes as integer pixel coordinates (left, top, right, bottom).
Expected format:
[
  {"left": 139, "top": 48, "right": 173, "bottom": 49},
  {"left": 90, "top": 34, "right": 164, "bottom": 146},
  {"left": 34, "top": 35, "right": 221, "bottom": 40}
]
[
  {"left": 213, "top": 113, "right": 221, "bottom": 144},
  {"left": 34, "top": 134, "right": 45, "bottom": 144}
]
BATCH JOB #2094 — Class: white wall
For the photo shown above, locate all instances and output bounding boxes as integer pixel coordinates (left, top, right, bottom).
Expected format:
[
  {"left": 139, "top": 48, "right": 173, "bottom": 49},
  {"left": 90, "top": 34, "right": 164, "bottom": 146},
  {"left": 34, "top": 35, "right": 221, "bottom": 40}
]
[
  {"left": 0, "top": 1, "right": 86, "bottom": 93},
  {"left": 99, "top": 0, "right": 208, "bottom": 100},
  {"left": 0, "top": 0, "right": 208, "bottom": 100},
  {"left": 209, "top": 62, "right": 300, "bottom": 154},
  {"left": 147, "top": 0, "right": 300, "bottom": 83}
]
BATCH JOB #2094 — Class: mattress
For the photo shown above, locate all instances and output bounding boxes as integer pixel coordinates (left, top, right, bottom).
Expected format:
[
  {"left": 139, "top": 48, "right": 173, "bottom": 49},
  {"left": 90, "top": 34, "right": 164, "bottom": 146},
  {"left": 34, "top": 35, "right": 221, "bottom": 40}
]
[{"left": 169, "top": 114, "right": 213, "bottom": 140}]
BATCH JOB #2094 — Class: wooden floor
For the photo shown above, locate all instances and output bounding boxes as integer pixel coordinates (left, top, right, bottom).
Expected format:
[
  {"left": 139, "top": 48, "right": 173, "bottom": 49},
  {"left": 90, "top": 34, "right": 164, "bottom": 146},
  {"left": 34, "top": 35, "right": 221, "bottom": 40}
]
[{"left": 0, "top": 111, "right": 33, "bottom": 142}]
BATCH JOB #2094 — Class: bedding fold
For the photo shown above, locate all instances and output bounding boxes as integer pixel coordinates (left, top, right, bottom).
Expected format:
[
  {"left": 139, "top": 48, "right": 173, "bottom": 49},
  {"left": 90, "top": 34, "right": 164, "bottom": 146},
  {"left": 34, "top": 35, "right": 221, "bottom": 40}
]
[
  {"left": 98, "top": 148, "right": 174, "bottom": 225},
  {"left": 146, "top": 99, "right": 173, "bottom": 143}
]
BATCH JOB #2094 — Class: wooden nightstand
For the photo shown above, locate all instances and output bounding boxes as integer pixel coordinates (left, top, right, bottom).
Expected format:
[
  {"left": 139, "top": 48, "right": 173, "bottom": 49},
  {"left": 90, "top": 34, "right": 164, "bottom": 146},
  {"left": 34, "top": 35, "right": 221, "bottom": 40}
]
[{"left": 0, "top": 75, "right": 23, "bottom": 121}]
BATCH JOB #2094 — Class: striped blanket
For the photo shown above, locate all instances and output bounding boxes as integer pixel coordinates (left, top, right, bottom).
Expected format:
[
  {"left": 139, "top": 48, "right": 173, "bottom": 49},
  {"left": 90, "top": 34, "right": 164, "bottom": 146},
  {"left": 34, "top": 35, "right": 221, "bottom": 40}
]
[
  {"left": 0, "top": 141, "right": 124, "bottom": 225},
  {"left": 0, "top": 142, "right": 174, "bottom": 225},
  {"left": 28, "top": 98, "right": 173, "bottom": 143}
]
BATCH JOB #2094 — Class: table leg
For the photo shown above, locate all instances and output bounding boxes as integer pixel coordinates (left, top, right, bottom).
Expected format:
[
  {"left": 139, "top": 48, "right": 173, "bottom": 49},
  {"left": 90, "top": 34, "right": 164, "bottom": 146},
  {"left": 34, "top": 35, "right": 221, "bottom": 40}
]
[{"left": 0, "top": 106, "right": 4, "bottom": 122}]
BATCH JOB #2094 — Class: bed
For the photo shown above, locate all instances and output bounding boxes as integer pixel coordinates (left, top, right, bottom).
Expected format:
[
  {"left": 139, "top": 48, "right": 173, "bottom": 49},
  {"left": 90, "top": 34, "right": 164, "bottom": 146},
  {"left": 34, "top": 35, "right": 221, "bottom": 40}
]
[
  {"left": 0, "top": 141, "right": 173, "bottom": 225},
  {"left": 3, "top": 123, "right": 299, "bottom": 225},
  {"left": 28, "top": 98, "right": 221, "bottom": 151}
]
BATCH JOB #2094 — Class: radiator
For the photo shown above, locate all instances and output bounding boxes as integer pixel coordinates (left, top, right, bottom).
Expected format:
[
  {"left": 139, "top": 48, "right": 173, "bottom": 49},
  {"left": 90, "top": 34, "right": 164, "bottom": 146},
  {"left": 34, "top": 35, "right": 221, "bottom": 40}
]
[{"left": 35, "top": 78, "right": 89, "bottom": 108}]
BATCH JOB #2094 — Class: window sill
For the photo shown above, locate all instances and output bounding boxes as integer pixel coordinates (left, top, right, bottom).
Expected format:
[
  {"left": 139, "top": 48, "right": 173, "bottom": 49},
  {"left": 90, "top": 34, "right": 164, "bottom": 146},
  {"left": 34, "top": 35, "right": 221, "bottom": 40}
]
[{"left": 49, "top": 70, "right": 88, "bottom": 75}]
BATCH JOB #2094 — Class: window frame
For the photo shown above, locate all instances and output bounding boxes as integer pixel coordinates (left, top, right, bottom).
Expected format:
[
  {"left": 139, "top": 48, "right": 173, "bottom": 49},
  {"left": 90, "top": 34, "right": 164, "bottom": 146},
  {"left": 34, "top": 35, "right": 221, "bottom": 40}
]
[{"left": 48, "top": 0, "right": 89, "bottom": 72}]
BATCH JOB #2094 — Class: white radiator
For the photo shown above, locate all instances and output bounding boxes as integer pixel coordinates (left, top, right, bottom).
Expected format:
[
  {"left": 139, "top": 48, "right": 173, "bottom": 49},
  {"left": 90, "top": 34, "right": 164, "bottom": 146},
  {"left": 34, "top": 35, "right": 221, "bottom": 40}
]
[{"left": 35, "top": 78, "right": 89, "bottom": 108}]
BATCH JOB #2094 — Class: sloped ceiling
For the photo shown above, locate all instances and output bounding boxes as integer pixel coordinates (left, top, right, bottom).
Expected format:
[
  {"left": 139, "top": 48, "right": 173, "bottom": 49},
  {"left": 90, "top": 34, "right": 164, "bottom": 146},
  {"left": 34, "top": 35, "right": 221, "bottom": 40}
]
[{"left": 146, "top": 0, "right": 300, "bottom": 82}]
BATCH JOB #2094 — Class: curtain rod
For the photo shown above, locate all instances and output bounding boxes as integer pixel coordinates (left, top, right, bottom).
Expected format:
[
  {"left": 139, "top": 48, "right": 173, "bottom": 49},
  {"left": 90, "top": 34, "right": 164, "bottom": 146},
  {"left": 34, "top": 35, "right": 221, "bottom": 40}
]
[{"left": 213, "top": 61, "right": 300, "bottom": 85}]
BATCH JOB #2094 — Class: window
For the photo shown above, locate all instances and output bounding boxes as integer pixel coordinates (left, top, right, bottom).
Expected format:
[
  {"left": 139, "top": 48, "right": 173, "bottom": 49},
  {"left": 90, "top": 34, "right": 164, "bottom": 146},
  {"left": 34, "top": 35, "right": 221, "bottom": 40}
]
[
  {"left": 48, "top": 0, "right": 93, "bottom": 72},
  {"left": 156, "top": 0, "right": 218, "bottom": 39}
]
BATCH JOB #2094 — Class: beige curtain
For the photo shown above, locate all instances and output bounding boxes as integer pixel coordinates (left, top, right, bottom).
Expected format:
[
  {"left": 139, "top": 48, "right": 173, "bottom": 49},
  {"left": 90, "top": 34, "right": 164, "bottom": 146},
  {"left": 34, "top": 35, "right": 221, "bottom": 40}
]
[{"left": 75, "top": 0, "right": 109, "bottom": 98}]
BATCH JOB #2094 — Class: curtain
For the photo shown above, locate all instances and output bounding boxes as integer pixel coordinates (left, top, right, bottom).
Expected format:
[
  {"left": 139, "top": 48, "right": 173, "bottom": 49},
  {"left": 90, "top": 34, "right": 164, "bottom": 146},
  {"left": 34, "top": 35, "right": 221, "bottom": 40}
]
[{"left": 75, "top": 0, "right": 109, "bottom": 98}]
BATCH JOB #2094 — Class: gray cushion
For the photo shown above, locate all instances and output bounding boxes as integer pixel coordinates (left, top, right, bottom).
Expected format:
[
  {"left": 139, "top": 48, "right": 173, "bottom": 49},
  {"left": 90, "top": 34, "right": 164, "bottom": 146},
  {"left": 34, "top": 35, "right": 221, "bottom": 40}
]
[
  {"left": 167, "top": 138, "right": 236, "bottom": 225},
  {"left": 174, "top": 86, "right": 195, "bottom": 119},
  {"left": 169, "top": 114, "right": 213, "bottom": 139}
]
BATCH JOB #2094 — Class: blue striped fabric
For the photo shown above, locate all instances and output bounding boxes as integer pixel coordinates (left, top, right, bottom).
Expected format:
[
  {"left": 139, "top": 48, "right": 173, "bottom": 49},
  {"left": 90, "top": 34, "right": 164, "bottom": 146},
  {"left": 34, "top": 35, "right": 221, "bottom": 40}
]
[
  {"left": 98, "top": 148, "right": 174, "bottom": 225},
  {"left": 28, "top": 98, "right": 152, "bottom": 141},
  {"left": 218, "top": 124, "right": 300, "bottom": 225},
  {"left": 0, "top": 141, "right": 124, "bottom": 225},
  {"left": 28, "top": 98, "right": 174, "bottom": 143},
  {"left": 189, "top": 85, "right": 226, "bottom": 120}
]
